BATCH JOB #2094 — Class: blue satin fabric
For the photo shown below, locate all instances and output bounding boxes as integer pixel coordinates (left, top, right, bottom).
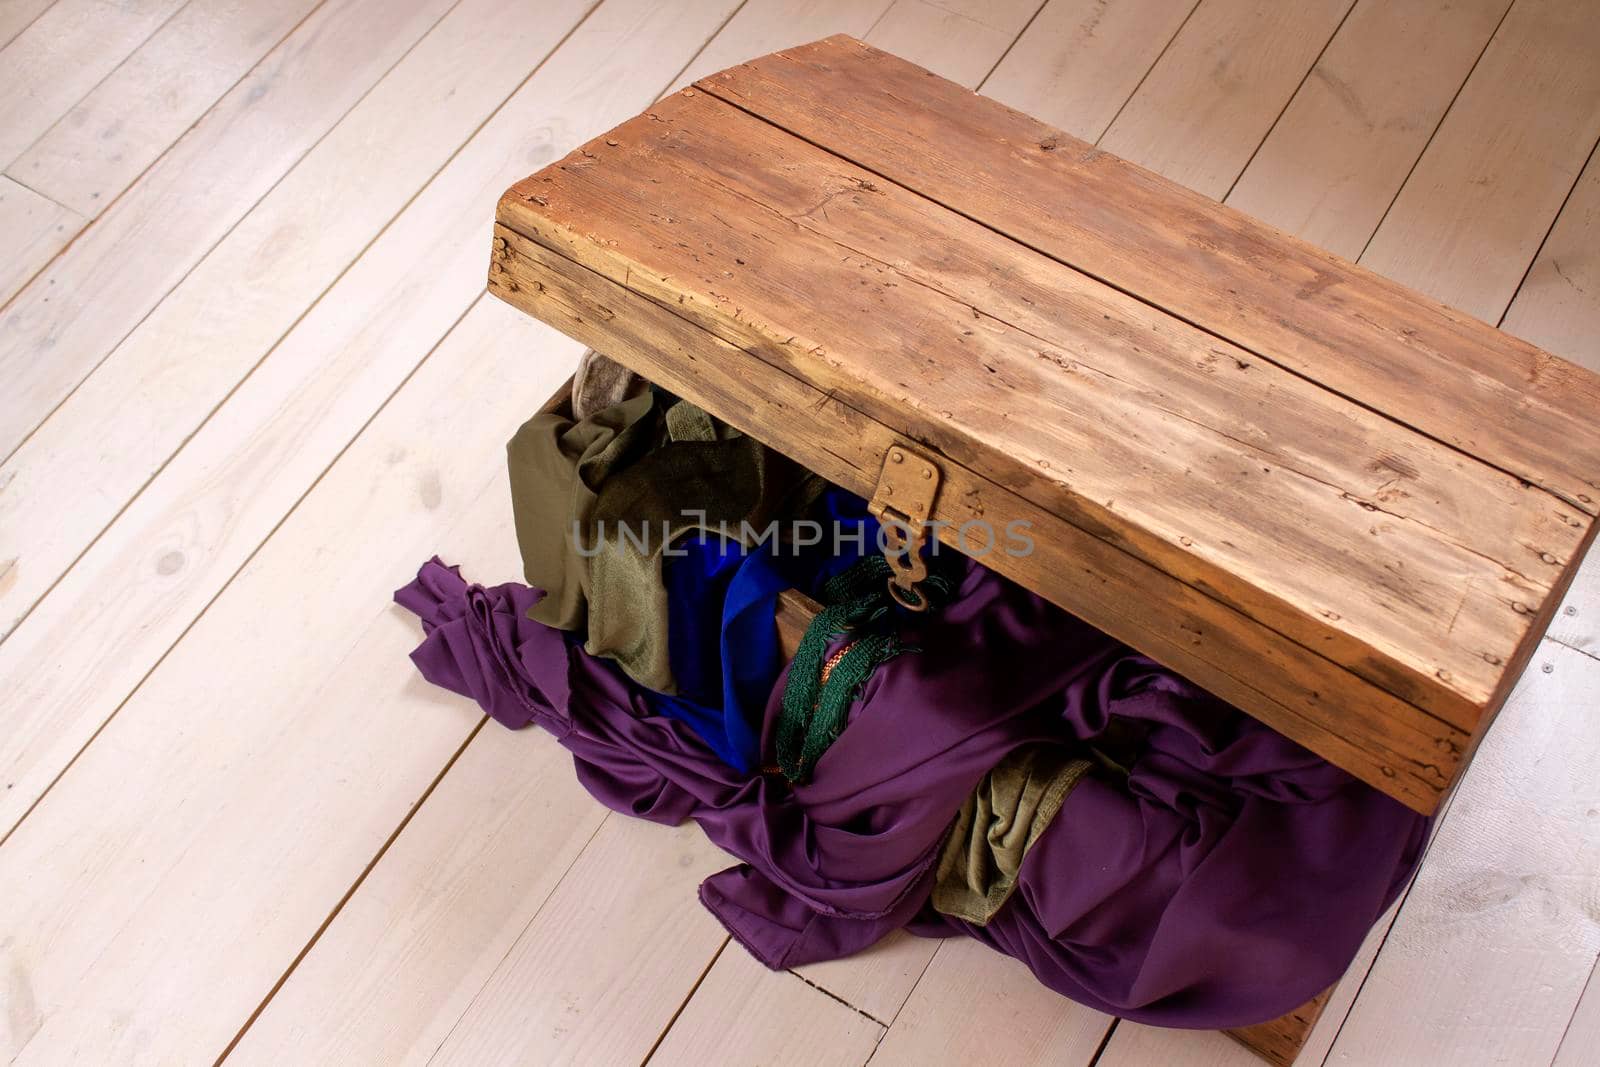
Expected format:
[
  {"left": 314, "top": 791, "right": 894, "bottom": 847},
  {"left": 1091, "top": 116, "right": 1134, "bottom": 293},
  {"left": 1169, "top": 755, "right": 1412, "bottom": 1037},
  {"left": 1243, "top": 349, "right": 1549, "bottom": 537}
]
[{"left": 652, "top": 491, "right": 880, "bottom": 771}]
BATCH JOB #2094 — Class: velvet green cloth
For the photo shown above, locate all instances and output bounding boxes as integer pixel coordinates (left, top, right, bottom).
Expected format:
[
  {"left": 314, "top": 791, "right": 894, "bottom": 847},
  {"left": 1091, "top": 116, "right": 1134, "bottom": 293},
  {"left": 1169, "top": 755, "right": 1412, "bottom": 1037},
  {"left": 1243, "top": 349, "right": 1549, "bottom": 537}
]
[
  {"left": 507, "top": 390, "right": 819, "bottom": 693},
  {"left": 932, "top": 745, "right": 1095, "bottom": 925}
]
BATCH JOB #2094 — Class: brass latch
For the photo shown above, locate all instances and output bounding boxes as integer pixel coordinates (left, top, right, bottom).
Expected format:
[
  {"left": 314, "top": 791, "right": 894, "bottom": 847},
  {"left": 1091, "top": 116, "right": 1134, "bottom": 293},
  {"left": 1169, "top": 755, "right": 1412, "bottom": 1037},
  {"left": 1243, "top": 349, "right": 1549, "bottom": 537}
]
[{"left": 868, "top": 444, "right": 942, "bottom": 610}]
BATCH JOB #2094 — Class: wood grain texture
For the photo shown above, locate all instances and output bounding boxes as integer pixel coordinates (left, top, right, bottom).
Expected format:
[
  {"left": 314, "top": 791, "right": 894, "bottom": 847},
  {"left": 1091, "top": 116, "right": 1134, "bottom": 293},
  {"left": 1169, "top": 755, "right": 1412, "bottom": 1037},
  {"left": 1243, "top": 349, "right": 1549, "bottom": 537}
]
[
  {"left": 0, "top": 3, "right": 1590, "bottom": 1065},
  {"left": 1359, "top": 0, "right": 1600, "bottom": 323},
  {"left": 672, "top": 0, "right": 895, "bottom": 90},
  {"left": 1520, "top": 145, "right": 1600, "bottom": 646},
  {"left": 0, "top": 0, "right": 594, "bottom": 639},
  {"left": 867, "top": 937, "right": 1111, "bottom": 1065},
  {"left": 1097, "top": 0, "right": 1353, "bottom": 198},
  {"left": 774, "top": 587, "right": 822, "bottom": 662},
  {"left": 0, "top": 0, "right": 453, "bottom": 460},
  {"left": 8, "top": 0, "right": 321, "bottom": 218},
  {"left": 0, "top": 6, "right": 1591, "bottom": 1065},
  {"left": 982, "top": 0, "right": 1198, "bottom": 142},
  {"left": 1553, "top": 958, "right": 1600, "bottom": 1067},
  {"left": 1502, "top": 144, "right": 1600, "bottom": 374},
  {"left": 0, "top": 0, "right": 185, "bottom": 165},
  {"left": 224, "top": 379, "right": 602, "bottom": 1065},
  {"left": 1226, "top": 0, "right": 1511, "bottom": 260},
  {"left": 756, "top": 0, "right": 1063, "bottom": 701},
  {"left": 0, "top": 0, "right": 54, "bottom": 49},
  {"left": 1224, "top": 989, "right": 1329, "bottom": 1066},
  {"left": 693, "top": 36, "right": 1600, "bottom": 519},
  {"left": 226, "top": 725, "right": 608, "bottom": 1066},
  {"left": 429, "top": 817, "right": 732, "bottom": 1066},
  {"left": 1292, "top": 896, "right": 1403, "bottom": 1064},
  {"left": 499, "top": 91, "right": 1583, "bottom": 742},
  {"left": 0, "top": 0, "right": 735, "bottom": 839},
  {"left": 648, "top": 949, "right": 885, "bottom": 1067},
  {"left": 858, "top": 0, "right": 1040, "bottom": 90},
  {"left": 1100, "top": 1023, "right": 1264, "bottom": 1067},
  {"left": 792, "top": 931, "right": 937, "bottom": 1026},
  {"left": 1329, "top": 639, "right": 1600, "bottom": 1065},
  {"left": 490, "top": 228, "right": 1467, "bottom": 811},
  {"left": 1549, "top": 555, "right": 1600, "bottom": 657},
  {"left": 0, "top": 298, "right": 565, "bottom": 1065},
  {"left": 0, "top": 174, "right": 77, "bottom": 305}
]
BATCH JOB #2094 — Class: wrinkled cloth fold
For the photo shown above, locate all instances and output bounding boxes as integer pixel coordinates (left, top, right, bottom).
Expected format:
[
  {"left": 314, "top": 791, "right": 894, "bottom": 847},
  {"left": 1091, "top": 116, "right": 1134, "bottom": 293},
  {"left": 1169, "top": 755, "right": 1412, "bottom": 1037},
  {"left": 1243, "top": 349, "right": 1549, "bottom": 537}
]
[
  {"left": 507, "top": 391, "right": 820, "bottom": 694},
  {"left": 396, "top": 556, "right": 1428, "bottom": 1029},
  {"left": 571, "top": 349, "right": 646, "bottom": 419},
  {"left": 931, "top": 744, "right": 1094, "bottom": 925},
  {"left": 649, "top": 490, "right": 882, "bottom": 772}
]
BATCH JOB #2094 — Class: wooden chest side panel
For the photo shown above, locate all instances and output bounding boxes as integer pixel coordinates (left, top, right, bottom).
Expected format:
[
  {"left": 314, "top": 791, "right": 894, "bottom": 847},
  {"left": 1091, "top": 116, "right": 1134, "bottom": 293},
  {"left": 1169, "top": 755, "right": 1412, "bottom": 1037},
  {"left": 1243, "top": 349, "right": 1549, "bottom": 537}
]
[
  {"left": 693, "top": 35, "right": 1600, "bottom": 518},
  {"left": 490, "top": 225, "right": 1468, "bottom": 813},
  {"left": 494, "top": 91, "right": 1580, "bottom": 740}
]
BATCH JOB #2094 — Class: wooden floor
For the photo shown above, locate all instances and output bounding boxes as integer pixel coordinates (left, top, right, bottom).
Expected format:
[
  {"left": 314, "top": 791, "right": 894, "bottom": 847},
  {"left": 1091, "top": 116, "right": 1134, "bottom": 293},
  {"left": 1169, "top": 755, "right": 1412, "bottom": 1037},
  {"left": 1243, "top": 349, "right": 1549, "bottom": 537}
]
[{"left": 1, "top": 0, "right": 1597, "bottom": 1063}]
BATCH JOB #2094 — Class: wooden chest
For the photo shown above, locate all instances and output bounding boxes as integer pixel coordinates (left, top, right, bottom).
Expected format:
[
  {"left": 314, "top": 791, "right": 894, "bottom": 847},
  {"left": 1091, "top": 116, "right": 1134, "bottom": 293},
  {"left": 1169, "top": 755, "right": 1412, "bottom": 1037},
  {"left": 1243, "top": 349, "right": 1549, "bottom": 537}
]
[{"left": 485, "top": 35, "right": 1600, "bottom": 819}]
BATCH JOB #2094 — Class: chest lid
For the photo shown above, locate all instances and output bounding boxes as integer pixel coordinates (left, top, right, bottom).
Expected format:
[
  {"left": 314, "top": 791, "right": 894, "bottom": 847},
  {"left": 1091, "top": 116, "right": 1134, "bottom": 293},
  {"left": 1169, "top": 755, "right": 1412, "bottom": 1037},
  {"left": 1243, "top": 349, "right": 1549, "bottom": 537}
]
[{"left": 487, "top": 35, "right": 1600, "bottom": 814}]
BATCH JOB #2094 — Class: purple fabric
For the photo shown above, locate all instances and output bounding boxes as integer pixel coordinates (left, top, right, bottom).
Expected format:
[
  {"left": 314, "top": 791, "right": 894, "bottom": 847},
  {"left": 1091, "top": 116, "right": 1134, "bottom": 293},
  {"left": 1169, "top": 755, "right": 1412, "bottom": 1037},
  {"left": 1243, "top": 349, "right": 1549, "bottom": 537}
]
[{"left": 397, "top": 556, "right": 1427, "bottom": 1029}]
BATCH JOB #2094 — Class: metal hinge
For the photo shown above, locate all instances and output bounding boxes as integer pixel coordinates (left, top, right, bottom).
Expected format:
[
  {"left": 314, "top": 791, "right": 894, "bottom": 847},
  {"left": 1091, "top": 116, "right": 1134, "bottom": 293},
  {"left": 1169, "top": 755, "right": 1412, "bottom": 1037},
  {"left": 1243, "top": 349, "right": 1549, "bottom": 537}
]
[{"left": 868, "top": 444, "right": 942, "bottom": 610}]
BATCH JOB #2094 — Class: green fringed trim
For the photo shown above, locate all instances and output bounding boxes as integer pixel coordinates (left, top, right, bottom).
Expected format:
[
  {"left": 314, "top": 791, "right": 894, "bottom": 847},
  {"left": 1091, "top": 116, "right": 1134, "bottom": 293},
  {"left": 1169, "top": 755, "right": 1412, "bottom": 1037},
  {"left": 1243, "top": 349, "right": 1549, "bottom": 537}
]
[{"left": 775, "top": 554, "right": 957, "bottom": 784}]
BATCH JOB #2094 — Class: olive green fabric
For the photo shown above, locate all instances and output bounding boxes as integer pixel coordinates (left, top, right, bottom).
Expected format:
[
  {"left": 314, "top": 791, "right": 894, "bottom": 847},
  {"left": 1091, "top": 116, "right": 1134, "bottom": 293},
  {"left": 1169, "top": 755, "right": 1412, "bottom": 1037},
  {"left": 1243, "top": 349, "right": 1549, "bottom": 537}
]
[
  {"left": 931, "top": 745, "right": 1095, "bottom": 926},
  {"left": 507, "top": 390, "right": 820, "bottom": 693},
  {"left": 508, "top": 390, "right": 658, "bottom": 640}
]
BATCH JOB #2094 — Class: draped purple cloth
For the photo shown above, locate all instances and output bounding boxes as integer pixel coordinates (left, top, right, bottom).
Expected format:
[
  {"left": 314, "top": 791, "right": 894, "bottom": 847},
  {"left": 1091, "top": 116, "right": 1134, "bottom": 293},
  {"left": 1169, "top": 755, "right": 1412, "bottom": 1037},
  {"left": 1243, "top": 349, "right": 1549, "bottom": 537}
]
[{"left": 396, "top": 556, "right": 1427, "bottom": 1028}]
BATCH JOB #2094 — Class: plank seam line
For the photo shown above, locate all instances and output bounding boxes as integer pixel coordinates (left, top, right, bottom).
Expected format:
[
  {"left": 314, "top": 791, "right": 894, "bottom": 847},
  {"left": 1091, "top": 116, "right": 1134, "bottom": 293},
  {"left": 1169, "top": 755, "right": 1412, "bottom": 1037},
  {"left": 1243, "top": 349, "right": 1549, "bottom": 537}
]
[
  {"left": 0, "top": 0, "right": 606, "bottom": 650},
  {"left": 0, "top": 286, "right": 485, "bottom": 850},
  {"left": 1547, "top": 954, "right": 1600, "bottom": 1066},
  {"left": 506, "top": 228, "right": 1482, "bottom": 820},
  {"left": 194, "top": 14, "right": 757, "bottom": 1057},
  {"left": 0, "top": 0, "right": 333, "bottom": 305},
  {"left": 407, "top": 9, "right": 771, "bottom": 1047},
  {"left": 855, "top": 937, "right": 949, "bottom": 1063},
  {"left": 1547, "top": 630, "right": 1600, "bottom": 666},
  {"left": 1496, "top": 128, "right": 1600, "bottom": 331},
  {"left": 420, "top": 804, "right": 614, "bottom": 1064},
  {"left": 857, "top": 0, "right": 897, "bottom": 50},
  {"left": 3, "top": 0, "right": 198, "bottom": 170},
  {"left": 663, "top": 152, "right": 1550, "bottom": 599},
  {"left": 1219, "top": 0, "right": 1360, "bottom": 204},
  {"left": 0, "top": 0, "right": 334, "bottom": 308},
  {"left": 0, "top": 0, "right": 55, "bottom": 50},
  {"left": 1089, "top": 0, "right": 1204, "bottom": 144},
  {"left": 637, "top": 935, "right": 732, "bottom": 1066},
  {"left": 865, "top": 1018, "right": 889, "bottom": 1062},
  {"left": 0, "top": 172, "right": 77, "bottom": 214},
  {"left": 0, "top": 0, "right": 334, "bottom": 313},
  {"left": 212, "top": 714, "right": 491, "bottom": 1064},
  {"left": 786, "top": 967, "right": 892, "bottom": 1029},
  {"left": 1315, "top": 773, "right": 1467, "bottom": 1064},
  {"left": 661, "top": 0, "right": 749, "bottom": 94},
  {"left": 1352, "top": 0, "right": 1517, "bottom": 265},
  {"left": 1086, "top": 1016, "right": 1119, "bottom": 1064},
  {"left": 882, "top": 933, "right": 942, "bottom": 1029},
  {"left": 690, "top": 78, "right": 1593, "bottom": 517},
  {"left": 0, "top": 0, "right": 470, "bottom": 467},
  {"left": 971, "top": 0, "right": 1051, "bottom": 93},
  {"left": 404, "top": 17, "right": 760, "bottom": 1051}
]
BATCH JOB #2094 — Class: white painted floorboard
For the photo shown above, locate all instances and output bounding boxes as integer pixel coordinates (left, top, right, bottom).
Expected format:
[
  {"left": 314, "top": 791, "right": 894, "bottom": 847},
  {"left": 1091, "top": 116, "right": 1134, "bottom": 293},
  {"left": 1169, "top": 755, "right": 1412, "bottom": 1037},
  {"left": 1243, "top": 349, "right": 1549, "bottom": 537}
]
[{"left": 0, "top": 1, "right": 1596, "bottom": 1063}]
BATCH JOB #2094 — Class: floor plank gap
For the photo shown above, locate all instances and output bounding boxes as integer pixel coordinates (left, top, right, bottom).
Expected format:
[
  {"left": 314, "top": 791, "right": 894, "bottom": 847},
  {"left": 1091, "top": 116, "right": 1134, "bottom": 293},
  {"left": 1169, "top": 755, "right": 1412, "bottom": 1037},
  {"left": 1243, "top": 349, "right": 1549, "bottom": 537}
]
[
  {"left": 214, "top": 715, "right": 493, "bottom": 1065},
  {"left": 1351, "top": 0, "right": 1517, "bottom": 265},
  {"left": 638, "top": 938, "right": 734, "bottom": 1066}
]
